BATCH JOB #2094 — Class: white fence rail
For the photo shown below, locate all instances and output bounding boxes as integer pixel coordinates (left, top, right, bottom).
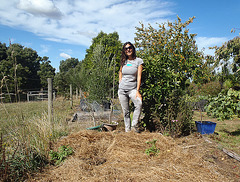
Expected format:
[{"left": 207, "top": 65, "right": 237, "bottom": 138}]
[{"left": 27, "top": 90, "right": 55, "bottom": 102}]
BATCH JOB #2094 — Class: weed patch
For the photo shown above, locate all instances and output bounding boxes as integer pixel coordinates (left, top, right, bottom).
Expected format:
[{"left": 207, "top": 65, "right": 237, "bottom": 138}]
[
  {"left": 49, "top": 145, "right": 74, "bottom": 165},
  {"left": 145, "top": 139, "right": 159, "bottom": 156}
]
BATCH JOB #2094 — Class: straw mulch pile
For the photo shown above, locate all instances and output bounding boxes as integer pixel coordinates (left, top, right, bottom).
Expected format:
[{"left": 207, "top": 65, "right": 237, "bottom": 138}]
[{"left": 33, "top": 130, "right": 239, "bottom": 182}]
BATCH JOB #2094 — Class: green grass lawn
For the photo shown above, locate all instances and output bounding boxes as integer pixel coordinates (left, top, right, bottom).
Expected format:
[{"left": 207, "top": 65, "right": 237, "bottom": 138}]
[{"left": 193, "top": 111, "right": 240, "bottom": 155}]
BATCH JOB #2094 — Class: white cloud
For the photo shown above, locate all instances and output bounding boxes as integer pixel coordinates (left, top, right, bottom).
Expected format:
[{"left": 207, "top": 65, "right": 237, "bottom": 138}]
[
  {"left": 17, "top": 0, "right": 63, "bottom": 19},
  {"left": 196, "top": 37, "right": 229, "bottom": 56},
  {"left": 60, "top": 52, "right": 71, "bottom": 59},
  {"left": 0, "top": 0, "right": 175, "bottom": 46}
]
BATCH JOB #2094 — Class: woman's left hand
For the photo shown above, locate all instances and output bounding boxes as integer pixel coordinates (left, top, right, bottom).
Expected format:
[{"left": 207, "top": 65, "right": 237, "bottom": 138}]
[{"left": 135, "top": 90, "right": 142, "bottom": 101}]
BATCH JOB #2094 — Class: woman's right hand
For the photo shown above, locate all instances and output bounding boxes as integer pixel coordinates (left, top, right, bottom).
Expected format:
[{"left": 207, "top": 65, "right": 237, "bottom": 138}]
[{"left": 135, "top": 90, "right": 142, "bottom": 101}]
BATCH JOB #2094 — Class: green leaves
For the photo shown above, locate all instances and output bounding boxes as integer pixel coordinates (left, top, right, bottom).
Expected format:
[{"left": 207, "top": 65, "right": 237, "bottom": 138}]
[
  {"left": 49, "top": 145, "right": 73, "bottom": 165},
  {"left": 205, "top": 89, "right": 240, "bottom": 121},
  {"left": 38, "top": 57, "right": 55, "bottom": 88},
  {"left": 0, "top": 43, "right": 42, "bottom": 93},
  {"left": 213, "top": 37, "right": 240, "bottom": 86},
  {"left": 135, "top": 16, "right": 203, "bottom": 129},
  {"left": 145, "top": 139, "right": 159, "bottom": 156},
  {"left": 60, "top": 31, "right": 122, "bottom": 101}
]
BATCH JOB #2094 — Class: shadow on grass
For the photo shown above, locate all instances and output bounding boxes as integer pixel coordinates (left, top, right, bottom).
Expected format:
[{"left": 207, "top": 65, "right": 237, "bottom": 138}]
[{"left": 222, "top": 129, "right": 240, "bottom": 136}]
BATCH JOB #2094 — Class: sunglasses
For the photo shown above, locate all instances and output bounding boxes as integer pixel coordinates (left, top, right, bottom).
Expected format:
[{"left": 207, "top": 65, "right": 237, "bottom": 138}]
[{"left": 124, "top": 46, "right": 133, "bottom": 51}]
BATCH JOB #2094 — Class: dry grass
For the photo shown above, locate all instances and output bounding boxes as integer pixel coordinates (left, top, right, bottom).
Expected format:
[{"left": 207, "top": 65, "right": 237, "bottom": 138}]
[
  {"left": 32, "top": 128, "right": 240, "bottom": 182},
  {"left": 2, "top": 99, "right": 239, "bottom": 181}
]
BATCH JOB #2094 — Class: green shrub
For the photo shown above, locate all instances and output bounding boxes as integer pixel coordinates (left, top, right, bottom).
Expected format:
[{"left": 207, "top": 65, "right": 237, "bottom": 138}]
[
  {"left": 165, "top": 90, "right": 194, "bottom": 137},
  {"left": 135, "top": 16, "right": 205, "bottom": 131},
  {"left": 205, "top": 89, "right": 240, "bottom": 120}
]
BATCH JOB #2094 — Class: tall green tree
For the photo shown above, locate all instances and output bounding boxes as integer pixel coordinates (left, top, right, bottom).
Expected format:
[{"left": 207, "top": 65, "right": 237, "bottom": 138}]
[
  {"left": 0, "top": 42, "right": 57, "bottom": 101},
  {"left": 83, "top": 31, "right": 121, "bottom": 70},
  {"left": 73, "top": 31, "right": 122, "bottom": 101},
  {"left": 135, "top": 16, "right": 205, "bottom": 129},
  {"left": 38, "top": 56, "right": 55, "bottom": 88},
  {"left": 1, "top": 43, "right": 41, "bottom": 93},
  {"left": 66, "top": 61, "right": 88, "bottom": 92},
  {"left": 213, "top": 36, "right": 240, "bottom": 87},
  {"left": 87, "top": 43, "right": 115, "bottom": 101},
  {"left": 54, "top": 58, "right": 79, "bottom": 93},
  {"left": 0, "top": 42, "right": 7, "bottom": 61}
]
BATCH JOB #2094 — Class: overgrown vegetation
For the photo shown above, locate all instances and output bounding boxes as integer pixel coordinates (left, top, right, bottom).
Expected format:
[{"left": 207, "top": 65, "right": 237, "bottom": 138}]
[
  {"left": 0, "top": 133, "right": 48, "bottom": 181},
  {"left": 205, "top": 89, "right": 240, "bottom": 120},
  {"left": 0, "top": 99, "right": 71, "bottom": 181}
]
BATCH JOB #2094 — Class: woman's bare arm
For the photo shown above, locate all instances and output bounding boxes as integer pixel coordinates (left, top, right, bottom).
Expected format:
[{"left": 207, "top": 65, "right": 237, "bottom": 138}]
[
  {"left": 136, "top": 64, "right": 143, "bottom": 100},
  {"left": 119, "top": 66, "right": 123, "bottom": 83}
]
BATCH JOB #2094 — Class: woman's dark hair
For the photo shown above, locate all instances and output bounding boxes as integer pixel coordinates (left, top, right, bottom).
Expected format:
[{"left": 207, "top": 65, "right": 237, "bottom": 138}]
[{"left": 121, "top": 42, "right": 136, "bottom": 66}]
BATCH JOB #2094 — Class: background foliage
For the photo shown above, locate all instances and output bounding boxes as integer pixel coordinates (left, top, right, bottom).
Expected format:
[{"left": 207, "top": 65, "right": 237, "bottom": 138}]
[
  {"left": 55, "top": 31, "right": 122, "bottom": 101},
  {"left": 0, "top": 43, "right": 55, "bottom": 101}
]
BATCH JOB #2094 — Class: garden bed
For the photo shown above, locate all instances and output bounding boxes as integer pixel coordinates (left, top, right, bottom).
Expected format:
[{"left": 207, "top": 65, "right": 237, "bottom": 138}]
[{"left": 32, "top": 126, "right": 240, "bottom": 181}]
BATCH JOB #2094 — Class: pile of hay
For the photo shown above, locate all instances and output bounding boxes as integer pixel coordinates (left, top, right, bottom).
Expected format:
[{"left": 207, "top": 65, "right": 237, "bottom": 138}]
[{"left": 33, "top": 130, "right": 239, "bottom": 181}]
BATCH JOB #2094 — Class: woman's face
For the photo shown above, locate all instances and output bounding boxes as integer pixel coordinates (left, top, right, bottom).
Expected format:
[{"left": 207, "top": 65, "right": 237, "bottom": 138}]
[{"left": 124, "top": 44, "right": 133, "bottom": 57}]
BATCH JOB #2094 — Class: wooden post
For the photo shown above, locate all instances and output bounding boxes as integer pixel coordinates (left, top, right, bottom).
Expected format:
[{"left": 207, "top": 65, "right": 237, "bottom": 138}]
[
  {"left": 113, "top": 56, "right": 115, "bottom": 100},
  {"left": 76, "top": 87, "right": 78, "bottom": 99},
  {"left": 109, "top": 55, "right": 115, "bottom": 123},
  {"left": 27, "top": 92, "right": 29, "bottom": 102},
  {"left": 48, "top": 78, "right": 53, "bottom": 123},
  {"left": 70, "top": 84, "right": 73, "bottom": 108},
  {"left": 79, "top": 88, "right": 82, "bottom": 99},
  {"left": 53, "top": 91, "right": 55, "bottom": 100}
]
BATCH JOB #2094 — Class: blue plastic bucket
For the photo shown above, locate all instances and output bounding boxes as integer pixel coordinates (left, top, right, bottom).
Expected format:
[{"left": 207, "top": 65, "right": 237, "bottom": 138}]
[{"left": 195, "top": 121, "right": 216, "bottom": 134}]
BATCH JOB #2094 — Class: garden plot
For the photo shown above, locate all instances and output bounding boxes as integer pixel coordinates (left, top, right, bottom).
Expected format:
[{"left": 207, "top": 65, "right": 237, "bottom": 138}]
[{"left": 33, "top": 129, "right": 240, "bottom": 181}]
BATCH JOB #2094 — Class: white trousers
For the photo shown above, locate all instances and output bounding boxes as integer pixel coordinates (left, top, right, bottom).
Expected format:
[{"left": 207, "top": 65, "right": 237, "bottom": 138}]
[{"left": 118, "top": 89, "right": 142, "bottom": 132}]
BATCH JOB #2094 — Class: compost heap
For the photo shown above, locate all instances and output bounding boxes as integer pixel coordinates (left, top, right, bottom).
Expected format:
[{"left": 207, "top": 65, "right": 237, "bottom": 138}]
[{"left": 33, "top": 130, "right": 239, "bottom": 181}]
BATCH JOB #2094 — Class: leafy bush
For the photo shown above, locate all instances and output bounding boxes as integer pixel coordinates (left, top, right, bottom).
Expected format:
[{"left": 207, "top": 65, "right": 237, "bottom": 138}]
[
  {"left": 135, "top": 16, "right": 204, "bottom": 131},
  {"left": 205, "top": 89, "right": 240, "bottom": 120}
]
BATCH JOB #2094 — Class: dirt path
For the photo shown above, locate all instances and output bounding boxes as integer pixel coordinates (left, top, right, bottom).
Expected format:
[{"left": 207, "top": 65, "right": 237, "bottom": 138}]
[{"left": 32, "top": 129, "right": 240, "bottom": 182}]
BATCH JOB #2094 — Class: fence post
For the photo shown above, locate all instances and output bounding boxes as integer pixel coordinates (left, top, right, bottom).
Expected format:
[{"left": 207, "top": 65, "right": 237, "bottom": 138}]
[
  {"left": 27, "top": 92, "right": 29, "bottom": 102},
  {"left": 70, "top": 84, "right": 73, "bottom": 108},
  {"left": 48, "top": 78, "right": 53, "bottom": 123},
  {"left": 76, "top": 87, "right": 78, "bottom": 99}
]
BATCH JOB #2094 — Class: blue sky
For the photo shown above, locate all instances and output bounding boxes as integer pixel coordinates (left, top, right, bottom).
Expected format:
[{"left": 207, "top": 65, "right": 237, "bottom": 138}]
[{"left": 0, "top": 0, "right": 239, "bottom": 72}]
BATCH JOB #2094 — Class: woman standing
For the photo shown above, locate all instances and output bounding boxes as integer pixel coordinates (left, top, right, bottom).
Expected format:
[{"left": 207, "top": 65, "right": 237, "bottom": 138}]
[{"left": 118, "top": 42, "right": 143, "bottom": 133}]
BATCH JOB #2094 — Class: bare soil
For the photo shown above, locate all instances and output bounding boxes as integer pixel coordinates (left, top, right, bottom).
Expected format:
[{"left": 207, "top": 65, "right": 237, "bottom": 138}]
[{"left": 31, "top": 124, "right": 240, "bottom": 182}]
